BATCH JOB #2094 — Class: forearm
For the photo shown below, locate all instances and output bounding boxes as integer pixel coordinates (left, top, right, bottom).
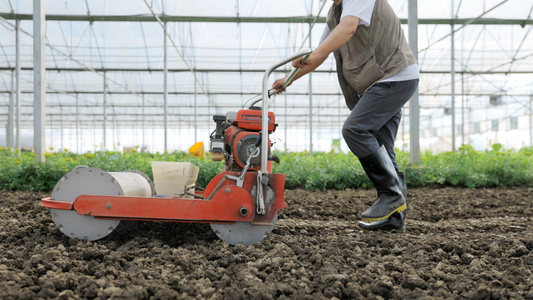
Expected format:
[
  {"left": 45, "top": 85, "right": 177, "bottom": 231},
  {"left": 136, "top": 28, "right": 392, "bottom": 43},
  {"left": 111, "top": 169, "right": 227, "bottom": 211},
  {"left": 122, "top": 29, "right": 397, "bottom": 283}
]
[
  {"left": 272, "top": 16, "right": 359, "bottom": 92},
  {"left": 290, "top": 55, "right": 329, "bottom": 82}
]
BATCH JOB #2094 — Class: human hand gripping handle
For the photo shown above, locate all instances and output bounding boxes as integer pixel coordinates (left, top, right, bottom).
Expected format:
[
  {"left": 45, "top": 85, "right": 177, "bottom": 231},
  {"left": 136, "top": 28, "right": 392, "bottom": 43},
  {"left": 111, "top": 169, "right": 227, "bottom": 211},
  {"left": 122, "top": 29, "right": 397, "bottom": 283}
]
[{"left": 271, "top": 53, "right": 312, "bottom": 94}]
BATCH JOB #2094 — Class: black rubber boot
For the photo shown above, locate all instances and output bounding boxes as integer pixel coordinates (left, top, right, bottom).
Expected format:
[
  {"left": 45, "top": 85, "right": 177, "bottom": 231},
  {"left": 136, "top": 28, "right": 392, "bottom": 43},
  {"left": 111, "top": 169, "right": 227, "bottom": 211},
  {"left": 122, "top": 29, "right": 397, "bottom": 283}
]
[
  {"left": 359, "top": 146, "right": 406, "bottom": 222},
  {"left": 356, "top": 213, "right": 405, "bottom": 231},
  {"left": 397, "top": 171, "right": 407, "bottom": 223},
  {"left": 356, "top": 172, "right": 407, "bottom": 231}
]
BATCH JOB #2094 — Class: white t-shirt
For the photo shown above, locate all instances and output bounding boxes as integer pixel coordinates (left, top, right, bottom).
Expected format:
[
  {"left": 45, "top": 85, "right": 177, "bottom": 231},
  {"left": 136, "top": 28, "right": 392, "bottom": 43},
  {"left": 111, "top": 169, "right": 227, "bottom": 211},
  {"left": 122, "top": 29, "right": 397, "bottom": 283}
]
[
  {"left": 320, "top": 0, "right": 419, "bottom": 82},
  {"left": 319, "top": 0, "right": 376, "bottom": 43}
]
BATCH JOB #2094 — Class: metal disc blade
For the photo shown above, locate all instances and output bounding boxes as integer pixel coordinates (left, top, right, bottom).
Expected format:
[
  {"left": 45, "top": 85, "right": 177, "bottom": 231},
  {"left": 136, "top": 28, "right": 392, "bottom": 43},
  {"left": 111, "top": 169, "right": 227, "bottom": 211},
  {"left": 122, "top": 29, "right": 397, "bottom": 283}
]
[
  {"left": 210, "top": 215, "right": 277, "bottom": 246},
  {"left": 49, "top": 166, "right": 123, "bottom": 241},
  {"left": 51, "top": 209, "right": 120, "bottom": 241}
]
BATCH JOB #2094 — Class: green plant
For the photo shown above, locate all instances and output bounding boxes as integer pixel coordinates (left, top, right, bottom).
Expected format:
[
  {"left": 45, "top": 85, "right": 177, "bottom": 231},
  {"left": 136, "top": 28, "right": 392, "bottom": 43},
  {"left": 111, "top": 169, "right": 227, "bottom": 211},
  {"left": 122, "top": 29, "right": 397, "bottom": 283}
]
[{"left": 1, "top": 145, "right": 532, "bottom": 192}]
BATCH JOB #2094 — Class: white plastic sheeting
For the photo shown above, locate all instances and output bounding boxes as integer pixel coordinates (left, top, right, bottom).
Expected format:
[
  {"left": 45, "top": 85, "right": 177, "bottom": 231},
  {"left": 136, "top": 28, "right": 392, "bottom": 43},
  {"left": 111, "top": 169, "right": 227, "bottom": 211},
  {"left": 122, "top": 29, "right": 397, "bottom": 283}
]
[{"left": 0, "top": 0, "right": 532, "bottom": 153}]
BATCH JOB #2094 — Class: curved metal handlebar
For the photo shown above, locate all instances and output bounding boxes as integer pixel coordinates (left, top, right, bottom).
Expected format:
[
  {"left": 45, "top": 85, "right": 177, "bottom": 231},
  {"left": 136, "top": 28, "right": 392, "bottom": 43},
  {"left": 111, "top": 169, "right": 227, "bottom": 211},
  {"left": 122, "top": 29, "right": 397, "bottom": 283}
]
[
  {"left": 260, "top": 49, "right": 313, "bottom": 173},
  {"left": 277, "top": 53, "right": 312, "bottom": 92}
]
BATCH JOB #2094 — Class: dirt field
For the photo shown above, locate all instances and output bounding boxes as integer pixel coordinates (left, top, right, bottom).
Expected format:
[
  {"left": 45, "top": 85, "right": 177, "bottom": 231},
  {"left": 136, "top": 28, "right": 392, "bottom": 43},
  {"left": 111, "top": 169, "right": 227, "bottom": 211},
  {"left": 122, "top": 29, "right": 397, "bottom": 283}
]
[{"left": 1, "top": 187, "right": 533, "bottom": 299}]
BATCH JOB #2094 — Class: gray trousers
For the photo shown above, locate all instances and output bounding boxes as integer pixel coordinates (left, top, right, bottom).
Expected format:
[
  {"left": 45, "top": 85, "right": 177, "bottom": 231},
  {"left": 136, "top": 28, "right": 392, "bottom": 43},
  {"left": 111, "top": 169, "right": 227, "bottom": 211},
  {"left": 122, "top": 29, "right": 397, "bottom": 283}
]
[{"left": 342, "top": 79, "right": 418, "bottom": 172}]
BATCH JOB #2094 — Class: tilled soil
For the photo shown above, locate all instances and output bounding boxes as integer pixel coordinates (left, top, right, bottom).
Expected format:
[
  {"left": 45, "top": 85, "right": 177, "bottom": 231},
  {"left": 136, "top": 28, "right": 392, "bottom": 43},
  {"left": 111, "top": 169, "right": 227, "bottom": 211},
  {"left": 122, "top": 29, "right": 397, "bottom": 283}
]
[{"left": 1, "top": 187, "right": 533, "bottom": 299}]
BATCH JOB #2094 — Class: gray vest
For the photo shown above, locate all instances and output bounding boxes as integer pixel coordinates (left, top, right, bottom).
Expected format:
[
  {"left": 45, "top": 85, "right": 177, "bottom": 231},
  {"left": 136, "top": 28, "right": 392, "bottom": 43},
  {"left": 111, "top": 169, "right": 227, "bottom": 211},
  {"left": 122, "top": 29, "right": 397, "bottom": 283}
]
[{"left": 327, "top": 0, "right": 417, "bottom": 109}]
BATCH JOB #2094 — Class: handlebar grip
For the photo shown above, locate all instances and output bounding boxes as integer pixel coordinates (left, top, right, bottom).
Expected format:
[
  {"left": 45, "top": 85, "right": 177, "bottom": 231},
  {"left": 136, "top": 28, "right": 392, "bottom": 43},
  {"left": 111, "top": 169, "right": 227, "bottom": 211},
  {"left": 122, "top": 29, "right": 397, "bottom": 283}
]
[{"left": 280, "top": 53, "right": 312, "bottom": 90}]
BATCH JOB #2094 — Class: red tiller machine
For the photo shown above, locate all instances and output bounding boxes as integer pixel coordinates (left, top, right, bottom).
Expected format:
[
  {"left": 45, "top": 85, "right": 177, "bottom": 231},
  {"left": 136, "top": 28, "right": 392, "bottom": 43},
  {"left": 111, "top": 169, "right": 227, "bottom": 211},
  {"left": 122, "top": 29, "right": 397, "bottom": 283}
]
[{"left": 41, "top": 51, "right": 312, "bottom": 245}]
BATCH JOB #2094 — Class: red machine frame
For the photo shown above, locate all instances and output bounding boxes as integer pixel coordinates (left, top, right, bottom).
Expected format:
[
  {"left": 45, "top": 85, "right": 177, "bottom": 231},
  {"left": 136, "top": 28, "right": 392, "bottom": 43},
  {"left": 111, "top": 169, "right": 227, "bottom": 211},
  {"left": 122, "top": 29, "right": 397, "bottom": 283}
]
[
  {"left": 40, "top": 50, "right": 312, "bottom": 244},
  {"left": 41, "top": 171, "right": 286, "bottom": 225}
]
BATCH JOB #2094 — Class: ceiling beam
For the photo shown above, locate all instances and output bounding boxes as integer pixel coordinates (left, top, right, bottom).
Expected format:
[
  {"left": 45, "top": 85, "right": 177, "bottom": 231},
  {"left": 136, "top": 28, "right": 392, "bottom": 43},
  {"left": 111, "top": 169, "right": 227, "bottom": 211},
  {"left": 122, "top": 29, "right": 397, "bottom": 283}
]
[
  {"left": 1, "top": 67, "right": 532, "bottom": 74},
  {"left": 1, "top": 14, "right": 532, "bottom": 26},
  {"left": 1, "top": 90, "right": 532, "bottom": 97}
]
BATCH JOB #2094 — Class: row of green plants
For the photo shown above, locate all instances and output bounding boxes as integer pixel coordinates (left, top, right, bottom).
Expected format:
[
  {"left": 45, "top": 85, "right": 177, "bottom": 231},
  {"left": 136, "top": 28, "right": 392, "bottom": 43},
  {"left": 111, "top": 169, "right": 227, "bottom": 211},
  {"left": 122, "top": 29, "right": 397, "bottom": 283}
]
[{"left": 0, "top": 144, "right": 532, "bottom": 192}]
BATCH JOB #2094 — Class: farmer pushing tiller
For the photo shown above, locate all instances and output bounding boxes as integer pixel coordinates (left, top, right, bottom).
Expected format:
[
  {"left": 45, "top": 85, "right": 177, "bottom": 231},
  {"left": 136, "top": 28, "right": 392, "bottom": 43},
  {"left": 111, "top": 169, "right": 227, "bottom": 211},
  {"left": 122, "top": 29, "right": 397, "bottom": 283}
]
[
  {"left": 41, "top": 0, "right": 419, "bottom": 244},
  {"left": 41, "top": 50, "right": 311, "bottom": 246},
  {"left": 272, "top": 0, "right": 419, "bottom": 231}
]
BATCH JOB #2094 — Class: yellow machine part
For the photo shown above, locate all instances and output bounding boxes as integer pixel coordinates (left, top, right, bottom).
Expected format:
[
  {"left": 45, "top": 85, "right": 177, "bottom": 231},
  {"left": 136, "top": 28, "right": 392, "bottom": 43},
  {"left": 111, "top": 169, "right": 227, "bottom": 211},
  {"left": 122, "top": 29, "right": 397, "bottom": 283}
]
[{"left": 189, "top": 142, "right": 205, "bottom": 158}]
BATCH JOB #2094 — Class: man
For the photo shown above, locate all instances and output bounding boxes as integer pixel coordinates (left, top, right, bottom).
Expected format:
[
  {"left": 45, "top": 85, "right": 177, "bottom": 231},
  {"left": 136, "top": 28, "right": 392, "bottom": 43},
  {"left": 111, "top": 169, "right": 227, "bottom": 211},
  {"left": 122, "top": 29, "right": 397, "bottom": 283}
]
[{"left": 272, "top": 0, "right": 419, "bottom": 231}]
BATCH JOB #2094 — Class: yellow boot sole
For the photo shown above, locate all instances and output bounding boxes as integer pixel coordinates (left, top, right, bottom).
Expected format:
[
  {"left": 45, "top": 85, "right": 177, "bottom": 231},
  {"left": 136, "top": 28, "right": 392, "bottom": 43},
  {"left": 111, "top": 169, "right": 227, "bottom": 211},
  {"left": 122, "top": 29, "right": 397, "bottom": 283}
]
[
  {"left": 355, "top": 223, "right": 370, "bottom": 232},
  {"left": 360, "top": 203, "right": 407, "bottom": 222}
]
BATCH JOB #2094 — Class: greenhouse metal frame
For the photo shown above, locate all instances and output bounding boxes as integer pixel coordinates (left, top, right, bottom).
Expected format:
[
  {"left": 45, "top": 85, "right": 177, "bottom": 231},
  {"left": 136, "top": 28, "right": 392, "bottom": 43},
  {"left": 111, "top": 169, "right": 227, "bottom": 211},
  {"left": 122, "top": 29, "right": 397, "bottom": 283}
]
[{"left": 1, "top": 0, "right": 532, "bottom": 162}]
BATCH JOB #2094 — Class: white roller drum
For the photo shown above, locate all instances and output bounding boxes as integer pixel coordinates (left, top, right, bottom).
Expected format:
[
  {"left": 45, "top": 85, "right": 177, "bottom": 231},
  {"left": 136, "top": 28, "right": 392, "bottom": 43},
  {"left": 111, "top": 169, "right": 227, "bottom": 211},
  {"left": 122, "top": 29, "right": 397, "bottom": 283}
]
[{"left": 49, "top": 166, "right": 154, "bottom": 241}]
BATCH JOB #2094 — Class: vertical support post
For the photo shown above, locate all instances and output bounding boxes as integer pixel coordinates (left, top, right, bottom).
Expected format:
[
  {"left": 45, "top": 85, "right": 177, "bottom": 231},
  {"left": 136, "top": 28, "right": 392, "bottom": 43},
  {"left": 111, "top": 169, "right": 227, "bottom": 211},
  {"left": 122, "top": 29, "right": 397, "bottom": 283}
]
[
  {"left": 408, "top": 0, "right": 420, "bottom": 163},
  {"left": 163, "top": 22, "right": 168, "bottom": 152},
  {"left": 284, "top": 93, "right": 288, "bottom": 151},
  {"left": 461, "top": 26, "right": 466, "bottom": 147},
  {"left": 116, "top": 108, "right": 121, "bottom": 150},
  {"left": 142, "top": 94, "right": 146, "bottom": 149},
  {"left": 93, "top": 115, "right": 96, "bottom": 151},
  {"left": 530, "top": 94, "right": 532, "bottom": 146},
  {"left": 187, "top": 23, "right": 198, "bottom": 144},
  {"left": 76, "top": 94, "right": 80, "bottom": 153},
  {"left": 49, "top": 108, "right": 53, "bottom": 149},
  {"left": 16, "top": 19, "right": 21, "bottom": 155},
  {"left": 103, "top": 72, "right": 107, "bottom": 150},
  {"left": 461, "top": 73, "right": 465, "bottom": 146},
  {"left": 308, "top": 22, "right": 313, "bottom": 154},
  {"left": 8, "top": 70, "right": 14, "bottom": 147},
  {"left": 428, "top": 115, "right": 432, "bottom": 151},
  {"left": 450, "top": 0, "right": 456, "bottom": 151},
  {"left": 194, "top": 76, "right": 198, "bottom": 143},
  {"left": 33, "top": 0, "right": 46, "bottom": 162},
  {"left": 112, "top": 106, "right": 116, "bottom": 150},
  {"left": 60, "top": 105, "right": 63, "bottom": 148},
  {"left": 308, "top": 80, "right": 313, "bottom": 153}
]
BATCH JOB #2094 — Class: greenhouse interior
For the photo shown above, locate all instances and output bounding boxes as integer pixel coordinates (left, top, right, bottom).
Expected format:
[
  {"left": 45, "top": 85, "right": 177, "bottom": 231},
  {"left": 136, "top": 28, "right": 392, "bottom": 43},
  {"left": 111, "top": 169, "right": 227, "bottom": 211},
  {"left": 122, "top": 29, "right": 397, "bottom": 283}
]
[
  {"left": 1, "top": 0, "right": 532, "bottom": 159},
  {"left": 2, "top": 2, "right": 533, "bottom": 298}
]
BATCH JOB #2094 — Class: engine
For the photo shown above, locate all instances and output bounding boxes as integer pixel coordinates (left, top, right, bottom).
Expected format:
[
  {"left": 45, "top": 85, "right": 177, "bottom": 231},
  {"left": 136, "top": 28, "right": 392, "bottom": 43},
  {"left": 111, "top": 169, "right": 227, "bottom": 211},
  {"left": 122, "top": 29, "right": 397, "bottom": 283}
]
[{"left": 209, "top": 108, "right": 278, "bottom": 172}]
